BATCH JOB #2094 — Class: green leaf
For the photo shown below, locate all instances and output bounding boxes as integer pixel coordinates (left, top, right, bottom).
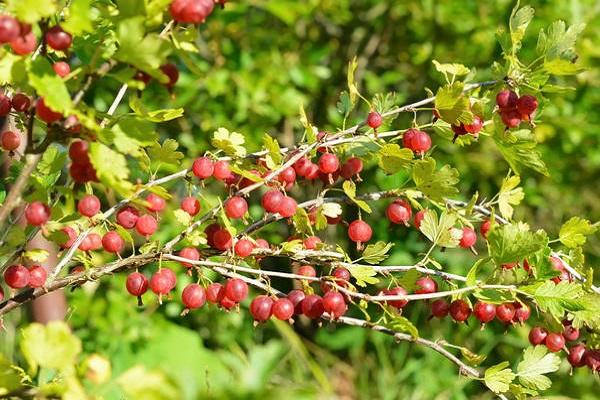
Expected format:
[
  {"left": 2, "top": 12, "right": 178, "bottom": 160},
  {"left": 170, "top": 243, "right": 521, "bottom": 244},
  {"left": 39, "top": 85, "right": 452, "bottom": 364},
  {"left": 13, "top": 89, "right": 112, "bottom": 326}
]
[
  {"left": 211, "top": 127, "right": 247, "bottom": 158},
  {"left": 466, "top": 257, "right": 490, "bottom": 286},
  {"left": 388, "top": 315, "right": 419, "bottom": 338},
  {"left": 498, "top": 174, "right": 524, "bottom": 220},
  {"left": 0, "top": 52, "right": 27, "bottom": 85},
  {"left": 419, "top": 209, "right": 460, "bottom": 248},
  {"left": 494, "top": 131, "right": 548, "bottom": 176},
  {"left": 559, "top": 217, "right": 596, "bottom": 248},
  {"left": 432, "top": 60, "right": 470, "bottom": 77},
  {"left": 346, "top": 57, "right": 359, "bottom": 106},
  {"left": 28, "top": 58, "right": 72, "bottom": 114},
  {"left": 89, "top": 143, "right": 135, "bottom": 197},
  {"left": 537, "top": 20, "right": 585, "bottom": 62},
  {"left": 460, "top": 347, "right": 487, "bottom": 366},
  {"left": 7, "top": 0, "right": 57, "bottom": 24},
  {"left": 62, "top": 0, "right": 94, "bottom": 35},
  {"left": 281, "top": 239, "right": 303, "bottom": 254},
  {"left": 114, "top": 17, "right": 171, "bottom": 73},
  {"left": 4, "top": 225, "right": 26, "bottom": 247},
  {"left": 292, "top": 209, "right": 313, "bottom": 236},
  {"left": 487, "top": 222, "right": 548, "bottom": 265},
  {"left": 263, "top": 134, "right": 282, "bottom": 169},
  {"left": 377, "top": 144, "right": 413, "bottom": 174},
  {"left": 517, "top": 346, "right": 561, "bottom": 391},
  {"left": 484, "top": 362, "right": 515, "bottom": 394},
  {"left": 336, "top": 91, "right": 353, "bottom": 118},
  {"left": 346, "top": 265, "right": 379, "bottom": 287},
  {"left": 570, "top": 294, "right": 600, "bottom": 330},
  {"left": 20, "top": 321, "right": 82, "bottom": 374},
  {"left": 361, "top": 241, "right": 393, "bottom": 265},
  {"left": 117, "top": 366, "right": 180, "bottom": 400},
  {"left": 522, "top": 281, "right": 584, "bottom": 318},
  {"left": 110, "top": 117, "right": 158, "bottom": 157},
  {"left": 342, "top": 180, "right": 371, "bottom": 213},
  {"left": 412, "top": 158, "right": 459, "bottom": 202},
  {"left": 129, "top": 96, "right": 184, "bottom": 122},
  {"left": 509, "top": 4, "right": 535, "bottom": 49},
  {"left": 434, "top": 83, "right": 473, "bottom": 125},
  {"left": 23, "top": 249, "right": 49, "bottom": 263},
  {"left": 147, "top": 139, "right": 184, "bottom": 166}
]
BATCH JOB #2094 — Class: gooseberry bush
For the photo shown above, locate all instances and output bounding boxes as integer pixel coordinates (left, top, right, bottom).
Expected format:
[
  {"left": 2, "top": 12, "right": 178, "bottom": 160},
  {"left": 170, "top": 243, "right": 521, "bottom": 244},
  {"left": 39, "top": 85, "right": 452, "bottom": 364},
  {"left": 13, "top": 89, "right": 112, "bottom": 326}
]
[{"left": 0, "top": 1, "right": 598, "bottom": 398}]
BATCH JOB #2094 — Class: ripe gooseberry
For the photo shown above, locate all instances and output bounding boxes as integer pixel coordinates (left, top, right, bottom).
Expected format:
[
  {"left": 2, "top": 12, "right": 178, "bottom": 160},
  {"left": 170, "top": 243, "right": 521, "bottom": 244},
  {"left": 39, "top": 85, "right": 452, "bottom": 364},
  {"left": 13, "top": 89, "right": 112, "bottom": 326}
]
[
  {"left": 224, "top": 278, "right": 248, "bottom": 302},
  {"left": 25, "top": 201, "right": 50, "bottom": 226},
  {"left": 261, "top": 190, "right": 284, "bottom": 213},
  {"left": 528, "top": 327, "right": 548, "bottom": 346},
  {"left": 322, "top": 291, "right": 347, "bottom": 319},
  {"left": 224, "top": 196, "right": 248, "bottom": 219},
  {"left": 386, "top": 199, "right": 412, "bottom": 225},
  {"left": 459, "top": 227, "right": 477, "bottom": 248},
  {"left": 178, "top": 247, "right": 200, "bottom": 268},
  {"left": 192, "top": 157, "right": 214, "bottom": 179},
  {"left": 347, "top": 220, "right": 372, "bottom": 245},
  {"left": 301, "top": 294, "right": 324, "bottom": 319},
  {"left": 4, "top": 264, "right": 30, "bottom": 288},
  {"left": 1, "top": 131, "right": 21, "bottom": 151},
  {"left": 234, "top": 239, "right": 254, "bottom": 257},
  {"left": 431, "top": 299, "right": 450, "bottom": 318},
  {"left": 449, "top": 299, "right": 471, "bottom": 322},
  {"left": 496, "top": 303, "right": 516, "bottom": 323},
  {"left": 272, "top": 298, "right": 295, "bottom": 321},
  {"left": 11, "top": 93, "right": 31, "bottom": 112},
  {"left": 414, "top": 277, "right": 438, "bottom": 295},
  {"left": 250, "top": 295, "right": 274, "bottom": 322},
  {"left": 126, "top": 272, "right": 148, "bottom": 297},
  {"left": 367, "top": 111, "right": 382, "bottom": 129},
  {"left": 116, "top": 206, "right": 139, "bottom": 229},
  {"left": 146, "top": 193, "right": 166, "bottom": 212},
  {"left": 182, "top": 283, "right": 207, "bottom": 310},
  {"left": 27, "top": 265, "right": 47, "bottom": 288},
  {"left": 102, "top": 231, "right": 124, "bottom": 253},
  {"left": 45, "top": 25, "right": 72, "bottom": 51},
  {"left": 473, "top": 301, "right": 496, "bottom": 324},
  {"left": 181, "top": 196, "right": 201, "bottom": 216},
  {"left": 135, "top": 214, "right": 158, "bottom": 237},
  {"left": 170, "top": 0, "right": 215, "bottom": 24},
  {"left": 206, "top": 283, "right": 225, "bottom": 304},
  {"left": 78, "top": 194, "right": 101, "bottom": 217},
  {"left": 545, "top": 332, "right": 565, "bottom": 353}
]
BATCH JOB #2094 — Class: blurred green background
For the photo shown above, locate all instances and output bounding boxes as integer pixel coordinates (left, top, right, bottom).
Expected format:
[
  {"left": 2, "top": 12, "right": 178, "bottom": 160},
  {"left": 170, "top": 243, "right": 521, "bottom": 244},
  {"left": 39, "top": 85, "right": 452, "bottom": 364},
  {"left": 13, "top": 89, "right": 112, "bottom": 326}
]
[{"left": 4, "top": 0, "right": 600, "bottom": 398}]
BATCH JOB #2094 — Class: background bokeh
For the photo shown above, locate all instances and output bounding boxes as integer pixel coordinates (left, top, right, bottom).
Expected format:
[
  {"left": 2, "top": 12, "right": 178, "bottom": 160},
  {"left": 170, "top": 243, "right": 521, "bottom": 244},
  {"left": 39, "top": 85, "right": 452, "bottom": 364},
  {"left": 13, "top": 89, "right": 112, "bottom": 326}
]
[{"left": 3, "top": 1, "right": 600, "bottom": 398}]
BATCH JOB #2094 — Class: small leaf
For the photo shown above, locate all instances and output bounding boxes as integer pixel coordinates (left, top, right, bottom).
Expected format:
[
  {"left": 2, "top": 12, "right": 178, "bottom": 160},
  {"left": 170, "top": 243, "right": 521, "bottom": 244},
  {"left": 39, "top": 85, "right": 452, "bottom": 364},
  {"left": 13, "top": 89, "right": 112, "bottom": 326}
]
[
  {"left": 419, "top": 209, "right": 460, "bottom": 248},
  {"left": 173, "top": 209, "right": 192, "bottom": 226},
  {"left": 434, "top": 82, "right": 473, "bottom": 125},
  {"left": 20, "top": 321, "right": 82, "bottom": 374},
  {"left": 343, "top": 180, "right": 371, "bottom": 213},
  {"left": 263, "top": 134, "right": 282, "bottom": 169},
  {"left": 23, "top": 249, "right": 49, "bottom": 263},
  {"left": 484, "top": 362, "right": 516, "bottom": 394},
  {"left": 466, "top": 257, "right": 490, "bottom": 286},
  {"left": 362, "top": 241, "right": 394, "bottom": 264},
  {"left": 460, "top": 347, "right": 487, "bottom": 366},
  {"left": 559, "top": 217, "right": 596, "bottom": 248},
  {"left": 292, "top": 209, "right": 314, "bottom": 236},
  {"left": 412, "top": 158, "right": 459, "bottom": 202},
  {"left": 389, "top": 315, "right": 419, "bottom": 338},
  {"left": 377, "top": 144, "right": 413, "bottom": 174},
  {"left": 7, "top": 0, "right": 57, "bottom": 24},
  {"left": 211, "top": 127, "right": 246, "bottom": 158},
  {"left": 346, "top": 265, "right": 379, "bottom": 287},
  {"left": 432, "top": 60, "right": 470, "bottom": 77},
  {"left": 147, "top": 139, "right": 184, "bottom": 166},
  {"left": 516, "top": 346, "right": 561, "bottom": 391},
  {"left": 498, "top": 174, "right": 524, "bottom": 220}
]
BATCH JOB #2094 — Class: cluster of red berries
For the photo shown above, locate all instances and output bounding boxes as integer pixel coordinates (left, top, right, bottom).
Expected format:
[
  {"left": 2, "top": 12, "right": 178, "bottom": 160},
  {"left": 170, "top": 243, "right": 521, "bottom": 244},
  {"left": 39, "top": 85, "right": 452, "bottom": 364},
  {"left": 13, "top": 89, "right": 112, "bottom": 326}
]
[
  {"left": 496, "top": 89, "right": 538, "bottom": 128},
  {"left": 402, "top": 128, "right": 432, "bottom": 155},
  {"left": 431, "top": 299, "right": 532, "bottom": 325},
  {"left": 0, "top": 14, "right": 72, "bottom": 56},
  {"left": 451, "top": 115, "right": 484, "bottom": 141},
  {"left": 2, "top": 264, "right": 47, "bottom": 291},
  {"left": 68, "top": 140, "right": 98, "bottom": 183}
]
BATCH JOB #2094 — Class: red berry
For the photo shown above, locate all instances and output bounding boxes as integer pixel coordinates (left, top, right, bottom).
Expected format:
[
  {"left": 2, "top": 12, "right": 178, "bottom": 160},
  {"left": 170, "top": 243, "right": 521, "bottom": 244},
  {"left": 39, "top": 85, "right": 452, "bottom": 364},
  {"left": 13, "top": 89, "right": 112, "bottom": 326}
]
[
  {"left": 204, "top": 223, "right": 221, "bottom": 248},
  {"left": 348, "top": 220, "right": 372, "bottom": 244},
  {"left": 567, "top": 344, "right": 587, "bottom": 368},
  {"left": 298, "top": 265, "right": 316, "bottom": 278},
  {"left": 451, "top": 124, "right": 468, "bottom": 137},
  {"left": 382, "top": 286, "right": 408, "bottom": 309},
  {"left": 414, "top": 209, "right": 426, "bottom": 230},
  {"left": 459, "top": 227, "right": 477, "bottom": 248},
  {"left": 134, "top": 70, "right": 152, "bottom": 85},
  {"left": 78, "top": 194, "right": 101, "bottom": 217},
  {"left": 0, "top": 94, "right": 11, "bottom": 117},
  {"left": 37, "top": 97, "right": 62, "bottom": 123},
  {"left": 224, "top": 196, "right": 248, "bottom": 219},
  {"left": 513, "top": 303, "right": 531, "bottom": 324},
  {"left": 480, "top": 220, "right": 491, "bottom": 239},
  {"left": 4, "top": 264, "right": 30, "bottom": 288},
  {"left": 224, "top": 278, "right": 248, "bottom": 302},
  {"left": 170, "top": 0, "right": 215, "bottom": 24},
  {"left": 234, "top": 239, "right": 254, "bottom": 257},
  {"left": 192, "top": 157, "right": 214, "bottom": 179},
  {"left": 322, "top": 291, "right": 347, "bottom": 318},
  {"left": 278, "top": 196, "right": 297, "bottom": 218},
  {"left": 545, "top": 332, "right": 565, "bottom": 353},
  {"left": 302, "top": 294, "right": 324, "bottom": 319},
  {"left": 10, "top": 31, "right": 37, "bottom": 55},
  {"left": 278, "top": 166, "right": 296, "bottom": 185},
  {"left": 27, "top": 265, "right": 47, "bottom": 288},
  {"left": 367, "top": 111, "right": 382, "bottom": 129},
  {"left": 181, "top": 196, "right": 201, "bottom": 216},
  {"left": 79, "top": 232, "right": 98, "bottom": 252},
  {"left": 411, "top": 131, "right": 432, "bottom": 155},
  {"left": 496, "top": 90, "right": 518, "bottom": 109},
  {"left": 69, "top": 140, "right": 90, "bottom": 163},
  {"left": 102, "top": 231, "right": 124, "bottom": 253},
  {"left": 250, "top": 295, "right": 274, "bottom": 322},
  {"left": 59, "top": 226, "right": 77, "bottom": 249},
  {"left": 255, "top": 238, "right": 269, "bottom": 250},
  {"left": 550, "top": 256, "right": 571, "bottom": 283},
  {"left": 318, "top": 153, "right": 340, "bottom": 174},
  {"left": 464, "top": 115, "right": 483, "bottom": 135},
  {"left": 126, "top": 272, "right": 148, "bottom": 296},
  {"left": 212, "top": 228, "right": 232, "bottom": 251},
  {"left": 584, "top": 350, "right": 600, "bottom": 372},
  {"left": 25, "top": 202, "right": 50, "bottom": 226},
  {"left": 304, "top": 163, "right": 319, "bottom": 180},
  {"left": 402, "top": 128, "right": 418, "bottom": 149},
  {"left": 11, "top": 93, "right": 31, "bottom": 112},
  {"left": 149, "top": 270, "right": 173, "bottom": 295},
  {"left": 473, "top": 301, "right": 496, "bottom": 323},
  {"left": 287, "top": 289, "right": 306, "bottom": 315},
  {"left": 146, "top": 193, "right": 166, "bottom": 212},
  {"left": 449, "top": 299, "right": 471, "bottom": 322},
  {"left": 332, "top": 267, "right": 351, "bottom": 285},
  {"left": 213, "top": 160, "right": 232, "bottom": 181},
  {"left": 528, "top": 327, "right": 548, "bottom": 346},
  {"left": 500, "top": 109, "right": 521, "bottom": 128},
  {"left": 1, "top": 130, "right": 20, "bottom": 151},
  {"left": 206, "top": 283, "right": 225, "bottom": 304},
  {"left": 563, "top": 322, "right": 580, "bottom": 342},
  {"left": 116, "top": 206, "right": 139, "bottom": 229},
  {"left": 53, "top": 61, "right": 71, "bottom": 77},
  {"left": 386, "top": 199, "right": 412, "bottom": 224},
  {"left": 431, "top": 299, "right": 450, "bottom": 318},
  {"left": 182, "top": 283, "right": 207, "bottom": 309},
  {"left": 272, "top": 298, "right": 295, "bottom": 321},
  {"left": 220, "top": 296, "right": 236, "bottom": 310},
  {"left": 516, "top": 95, "right": 538, "bottom": 117},
  {"left": 178, "top": 247, "right": 200, "bottom": 267},
  {"left": 160, "top": 63, "right": 179, "bottom": 89},
  {"left": 303, "top": 236, "right": 321, "bottom": 250},
  {"left": 45, "top": 25, "right": 72, "bottom": 51},
  {"left": 414, "top": 277, "right": 438, "bottom": 295},
  {"left": 496, "top": 303, "right": 516, "bottom": 323},
  {"left": 135, "top": 214, "right": 158, "bottom": 237},
  {"left": 0, "top": 15, "right": 20, "bottom": 43},
  {"left": 261, "top": 190, "right": 284, "bottom": 213}
]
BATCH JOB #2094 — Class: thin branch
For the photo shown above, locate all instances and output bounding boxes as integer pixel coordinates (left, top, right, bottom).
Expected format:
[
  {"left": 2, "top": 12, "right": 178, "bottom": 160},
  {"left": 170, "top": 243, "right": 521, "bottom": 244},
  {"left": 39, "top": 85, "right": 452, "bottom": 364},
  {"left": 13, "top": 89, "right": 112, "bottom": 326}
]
[{"left": 0, "top": 154, "right": 42, "bottom": 228}]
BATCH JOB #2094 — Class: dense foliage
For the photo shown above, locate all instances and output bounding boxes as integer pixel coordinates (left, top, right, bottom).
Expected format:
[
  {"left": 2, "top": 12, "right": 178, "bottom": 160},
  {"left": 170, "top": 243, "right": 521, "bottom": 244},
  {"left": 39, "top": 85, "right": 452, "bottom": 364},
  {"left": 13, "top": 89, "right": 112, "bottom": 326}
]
[{"left": 0, "top": 0, "right": 599, "bottom": 399}]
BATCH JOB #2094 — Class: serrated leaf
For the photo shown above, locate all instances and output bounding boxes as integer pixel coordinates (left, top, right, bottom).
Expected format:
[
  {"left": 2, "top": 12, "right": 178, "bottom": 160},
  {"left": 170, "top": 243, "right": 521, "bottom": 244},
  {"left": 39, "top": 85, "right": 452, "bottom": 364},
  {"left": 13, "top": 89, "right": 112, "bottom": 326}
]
[
  {"left": 89, "top": 143, "right": 135, "bottom": 197},
  {"left": 432, "top": 60, "right": 470, "bottom": 77},
  {"left": 559, "top": 217, "right": 596, "bottom": 248},
  {"left": 484, "top": 362, "right": 515, "bottom": 394},
  {"left": 434, "top": 83, "right": 473, "bottom": 125},
  {"left": 23, "top": 249, "right": 49, "bottom": 263},
  {"left": 419, "top": 209, "right": 460, "bottom": 248},
  {"left": 509, "top": 5, "right": 535, "bottom": 47},
  {"left": 377, "top": 144, "right": 413, "bottom": 174},
  {"left": 336, "top": 91, "right": 353, "bottom": 118},
  {"left": 516, "top": 346, "right": 561, "bottom": 391},
  {"left": 20, "top": 321, "right": 82, "bottom": 374},
  {"left": 494, "top": 133, "right": 549, "bottom": 176},
  {"left": 7, "top": 0, "right": 57, "bottom": 24},
  {"left": 412, "top": 158, "right": 459, "bottom": 202},
  {"left": 361, "top": 241, "right": 393, "bottom": 264},
  {"left": 147, "top": 139, "right": 184, "bottom": 166},
  {"left": 62, "top": 0, "right": 94, "bottom": 35},
  {"left": 389, "top": 315, "right": 419, "bottom": 338},
  {"left": 537, "top": 20, "right": 585, "bottom": 62},
  {"left": 343, "top": 180, "right": 372, "bottom": 213},
  {"left": 521, "top": 281, "right": 584, "bottom": 318},
  {"left": 211, "top": 128, "right": 246, "bottom": 158},
  {"left": 28, "top": 58, "right": 72, "bottom": 114},
  {"left": 185, "top": 229, "right": 207, "bottom": 247},
  {"left": 114, "top": 17, "right": 171, "bottom": 73},
  {"left": 570, "top": 294, "right": 600, "bottom": 330},
  {"left": 129, "top": 96, "right": 184, "bottom": 122},
  {"left": 5, "top": 225, "right": 26, "bottom": 247},
  {"left": 498, "top": 175, "right": 524, "bottom": 220},
  {"left": 466, "top": 257, "right": 490, "bottom": 286},
  {"left": 346, "top": 265, "right": 379, "bottom": 287},
  {"left": 139, "top": 240, "right": 160, "bottom": 254},
  {"left": 263, "top": 134, "right": 282, "bottom": 169},
  {"left": 281, "top": 239, "right": 303, "bottom": 253},
  {"left": 292, "top": 209, "right": 313, "bottom": 236},
  {"left": 487, "top": 222, "right": 548, "bottom": 265}
]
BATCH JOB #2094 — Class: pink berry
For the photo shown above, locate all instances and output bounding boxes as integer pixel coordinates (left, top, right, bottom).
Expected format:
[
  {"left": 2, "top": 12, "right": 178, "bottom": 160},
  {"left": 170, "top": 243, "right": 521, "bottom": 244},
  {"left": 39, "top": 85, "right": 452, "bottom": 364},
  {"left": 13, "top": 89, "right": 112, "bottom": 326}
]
[
  {"left": 11, "top": 93, "right": 31, "bottom": 112},
  {"left": 37, "top": 97, "right": 62, "bottom": 123},
  {"left": 367, "top": 111, "right": 382, "bottom": 129},
  {"left": 0, "top": 15, "right": 20, "bottom": 43},
  {"left": 322, "top": 291, "right": 347, "bottom": 318},
  {"left": 529, "top": 327, "right": 548, "bottom": 346},
  {"left": 386, "top": 199, "right": 412, "bottom": 224},
  {"left": 102, "top": 231, "right": 124, "bottom": 253},
  {"left": 27, "top": 265, "right": 47, "bottom": 288},
  {"left": 431, "top": 299, "right": 450, "bottom": 318},
  {"left": 10, "top": 31, "right": 37, "bottom": 55},
  {"left": 45, "top": 25, "right": 72, "bottom": 51},
  {"left": 348, "top": 220, "right": 372, "bottom": 244},
  {"left": 192, "top": 157, "right": 214, "bottom": 179},
  {"left": 182, "top": 283, "right": 207, "bottom": 309},
  {"left": 224, "top": 196, "right": 248, "bottom": 219},
  {"left": 382, "top": 286, "right": 408, "bottom": 309},
  {"left": 126, "top": 272, "right": 148, "bottom": 296},
  {"left": 116, "top": 206, "right": 139, "bottom": 229},
  {"left": 212, "top": 228, "right": 232, "bottom": 251},
  {"left": 250, "top": 295, "right": 274, "bottom": 322},
  {"left": 567, "top": 344, "right": 587, "bottom": 368},
  {"left": 261, "top": 190, "right": 284, "bottom": 213},
  {"left": 516, "top": 95, "right": 538, "bottom": 117},
  {"left": 59, "top": 226, "right": 77, "bottom": 249},
  {"left": 496, "top": 303, "right": 516, "bottom": 323},
  {"left": 459, "top": 227, "right": 477, "bottom": 248},
  {"left": 496, "top": 90, "right": 518, "bottom": 109},
  {"left": 464, "top": 115, "right": 483, "bottom": 135},
  {"left": 234, "top": 239, "right": 254, "bottom": 257},
  {"left": 480, "top": 220, "right": 491, "bottom": 239},
  {"left": 181, "top": 196, "right": 201, "bottom": 216},
  {"left": 224, "top": 278, "right": 248, "bottom": 302},
  {"left": 4, "top": 264, "right": 30, "bottom": 288},
  {"left": 318, "top": 153, "right": 340, "bottom": 174},
  {"left": 149, "top": 271, "right": 173, "bottom": 295},
  {"left": 135, "top": 214, "right": 158, "bottom": 237},
  {"left": 1, "top": 130, "right": 20, "bottom": 151},
  {"left": 298, "top": 265, "right": 316, "bottom": 278},
  {"left": 170, "top": 0, "right": 215, "bottom": 24},
  {"left": 278, "top": 196, "right": 297, "bottom": 218},
  {"left": 146, "top": 193, "right": 166, "bottom": 212},
  {"left": 303, "top": 236, "right": 321, "bottom": 250},
  {"left": 178, "top": 247, "right": 200, "bottom": 268},
  {"left": 213, "top": 160, "right": 232, "bottom": 181},
  {"left": 414, "top": 277, "right": 437, "bottom": 295},
  {"left": 53, "top": 61, "right": 70, "bottom": 78},
  {"left": 25, "top": 202, "right": 50, "bottom": 226},
  {"left": 414, "top": 209, "right": 426, "bottom": 230},
  {"left": 78, "top": 194, "right": 101, "bottom": 217},
  {"left": 272, "top": 298, "right": 295, "bottom": 321},
  {"left": 206, "top": 283, "right": 225, "bottom": 304},
  {"left": 287, "top": 289, "right": 306, "bottom": 315},
  {"left": 545, "top": 332, "right": 565, "bottom": 353}
]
